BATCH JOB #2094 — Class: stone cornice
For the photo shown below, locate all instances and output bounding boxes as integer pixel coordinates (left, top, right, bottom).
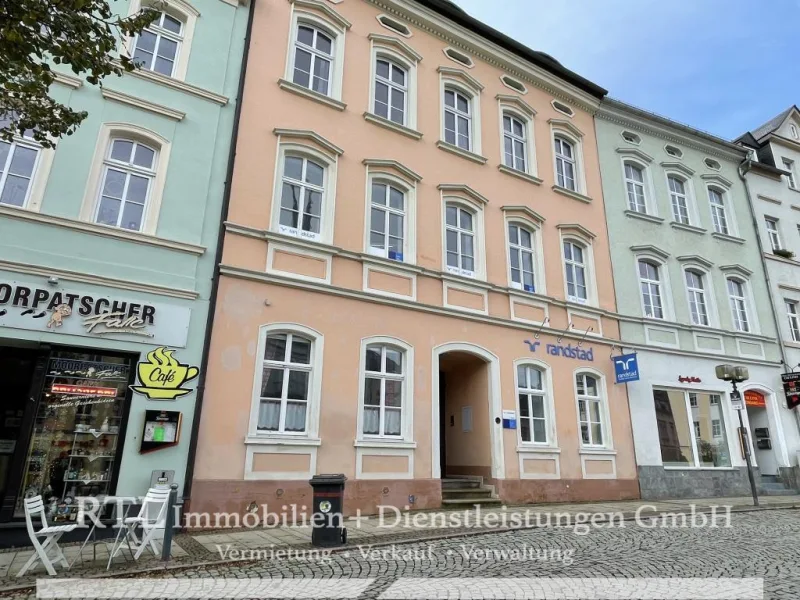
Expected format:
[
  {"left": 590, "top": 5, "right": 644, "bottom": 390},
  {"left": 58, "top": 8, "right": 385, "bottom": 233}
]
[
  {"left": 438, "top": 183, "right": 489, "bottom": 205},
  {"left": 362, "top": 158, "right": 422, "bottom": 182}
]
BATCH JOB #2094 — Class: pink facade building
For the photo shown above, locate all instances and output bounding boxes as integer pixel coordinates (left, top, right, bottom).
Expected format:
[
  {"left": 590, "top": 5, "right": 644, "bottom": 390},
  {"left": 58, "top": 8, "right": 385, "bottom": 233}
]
[{"left": 190, "top": 0, "right": 639, "bottom": 516}]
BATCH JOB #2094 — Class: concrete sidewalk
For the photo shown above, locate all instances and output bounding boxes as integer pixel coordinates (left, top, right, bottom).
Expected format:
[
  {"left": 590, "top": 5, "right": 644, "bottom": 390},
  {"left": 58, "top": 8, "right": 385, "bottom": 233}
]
[{"left": 2, "top": 494, "right": 798, "bottom": 591}]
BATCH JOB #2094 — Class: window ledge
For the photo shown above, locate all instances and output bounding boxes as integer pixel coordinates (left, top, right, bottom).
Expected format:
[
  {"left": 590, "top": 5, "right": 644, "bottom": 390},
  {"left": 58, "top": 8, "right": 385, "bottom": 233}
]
[
  {"left": 624, "top": 210, "right": 663, "bottom": 224},
  {"left": 363, "top": 112, "right": 422, "bottom": 140},
  {"left": 498, "top": 164, "right": 542, "bottom": 185},
  {"left": 552, "top": 185, "right": 593, "bottom": 204},
  {"left": 784, "top": 340, "right": 800, "bottom": 349},
  {"left": 123, "top": 65, "right": 228, "bottom": 106},
  {"left": 765, "top": 252, "right": 799, "bottom": 266},
  {"left": 711, "top": 232, "right": 745, "bottom": 244},
  {"left": 278, "top": 78, "right": 346, "bottom": 111},
  {"left": 244, "top": 436, "right": 322, "bottom": 446},
  {"left": 354, "top": 440, "right": 417, "bottom": 449},
  {"left": 516, "top": 445, "right": 561, "bottom": 454},
  {"left": 579, "top": 448, "right": 617, "bottom": 456},
  {"left": 436, "top": 140, "right": 488, "bottom": 164},
  {"left": 670, "top": 221, "right": 706, "bottom": 235},
  {"left": 663, "top": 466, "right": 736, "bottom": 471}
]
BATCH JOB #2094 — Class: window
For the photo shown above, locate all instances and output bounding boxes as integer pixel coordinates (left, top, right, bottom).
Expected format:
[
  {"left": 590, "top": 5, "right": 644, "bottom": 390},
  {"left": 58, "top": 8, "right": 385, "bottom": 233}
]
[
  {"left": 791, "top": 124, "right": 799, "bottom": 140},
  {"left": 133, "top": 11, "right": 183, "bottom": 77},
  {"left": 708, "top": 188, "right": 729, "bottom": 235},
  {"left": 668, "top": 176, "right": 690, "bottom": 225},
  {"left": 362, "top": 344, "right": 405, "bottom": 437},
  {"left": 787, "top": 301, "right": 800, "bottom": 342},
  {"left": 508, "top": 223, "right": 536, "bottom": 292},
  {"left": 638, "top": 260, "right": 664, "bottom": 319},
  {"left": 554, "top": 137, "right": 576, "bottom": 191},
  {"left": 624, "top": 162, "right": 646, "bottom": 213},
  {"left": 376, "top": 14, "right": 411, "bottom": 37},
  {"left": 621, "top": 131, "right": 641, "bottom": 145},
  {"left": 445, "top": 203, "right": 475, "bottom": 276},
  {"left": 576, "top": 373, "right": 605, "bottom": 447},
  {"left": 500, "top": 75, "right": 526, "bottom": 94},
  {"left": 257, "top": 332, "right": 313, "bottom": 434},
  {"left": 503, "top": 113, "right": 528, "bottom": 172},
  {"left": 765, "top": 217, "right": 782, "bottom": 251},
  {"left": 0, "top": 129, "right": 40, "bottom": 208},
  {"left": 374, "top": 58, "right": 407, "bottom": 125},
  {"left": 685, "top": 270, "right": 709, "bottom": 326},
  {"left": 369, "top": 181, "right": 405, "bottom": 261},
  {"left": 517, "top": 364, "right": 548, "bottom": 443},
  {"left": 292, "top": 24, "right": 334, "bottom": 96},
  {"left": 563, "top": 240, "right": 587, "bottom": 302},
  {"left": 278, "top": 155, "right": 324, "bottom": 241},
  {"left": 94, "top": 138, "right": 157, "bottom": 232},
  {"left": 704, "top": 158, "right": 721, "bottom": 171},
  {"left": 653, "top": 389, "right": 731, "bottom": 468},
  {"left": 443, "top": 47, "right": 473, "bottom": 68},
  {"left": 444, "top": 88, "right": 472, "bottom": 151},
  {"left": 782, "top": 158, "right": 796, "bottom": 189},
  {"left": 665, "top": 145, "right": 683, "bottom": 158},
  {"left": 552, "top": 101, "right": 574, "bottom": 117},
  {"left": 727, "top": 278, "right": 750, "bottom": 332}
]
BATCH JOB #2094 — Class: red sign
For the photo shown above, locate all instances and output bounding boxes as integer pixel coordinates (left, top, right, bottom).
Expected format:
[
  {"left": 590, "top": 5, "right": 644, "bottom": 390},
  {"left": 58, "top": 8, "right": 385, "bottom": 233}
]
[
  {"left": 51, "top": 384, "right": 117, "bottom": 397},
  {"left": 783, "top": 373, "right": 800, "bottom": 410},
  {"left": 744, "top": 390, "right": 766, "bottom": 408},
  {"left": 678, "top": 376, "right": 701, "bottom": 383}
]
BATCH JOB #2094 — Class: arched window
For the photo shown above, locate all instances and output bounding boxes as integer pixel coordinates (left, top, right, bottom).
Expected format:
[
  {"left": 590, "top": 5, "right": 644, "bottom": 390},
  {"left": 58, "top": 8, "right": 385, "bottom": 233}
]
[
  {"left": 368, "top": 179, "right": 406, "bottom": 261},
  {"left": 279, "top": 155, "right": 325, "bottom": 240},
  {"left": 132, "top": 11, "right": 184, "bottom": 77},
  {"left": 517, "top": 364, "right": 549, "bottom": 443},
  {"left": 292, "top": 23, "right": 334, "bottom": 96},
  {"left": 708, "top": 187, "right": 729, "bottom": 235},
  {"left": 554, "top": 136, "right": 576, "bottom": 191},
  {"left": 503, "top": 112, "right": 528, "bottom": 173},
  {"left": 637, "top": 260, "right": 663, "bottom": 319},
  {"left": 576, "top": 372, "right": 606, "bottom": 447},
  {"left": 508, "top": 222, "right": 536, "bottom": 292},
  {"left": 257, "top": 331, "right": 314, "bottom": 433},
  {"left": 95, "top": 138, "right": 158, "bottom": 232},
  {"left": 563, "top": 239, "right": 587, "bottom": 302},
  {"left": 443, "top": 87, "right": 472, "bottom": 151},
  {"left": 623, "top": 162, "right": 646, "bottom": 213},
  {"left": 685, "top": 270, "right": 709, "bottom": 326},
  {"left": 445, "top": 202, "right": 475, "bottom": 275},
  {"left": 668, "top": 175, "right": 690, "bottom": 225},
  {"left": 727, "top": 277, "right": 750, "bottom": 332},
  {"left": 374, "top": 57, "right": 407, "bottom": 125}
]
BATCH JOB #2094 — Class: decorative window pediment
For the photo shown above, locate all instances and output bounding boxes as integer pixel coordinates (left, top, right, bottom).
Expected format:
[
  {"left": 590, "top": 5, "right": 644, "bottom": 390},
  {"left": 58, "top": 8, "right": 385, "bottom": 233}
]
[
  {"left": 437, "top": 66, "right": 483, "bottom": 93},
  {"left": 501, "top": 205, "right": 545, "bottom": 227},
  {"left": 438, "top": 183, "right": 488, "bottom": 208},
  {"left": 368, "top": 33, "right": 422, "bottom": 64},
  {"left": 496, "top": 94, "right": 535, "bottom": 118},
  {"left": 548, "top": 118, "right": 583, "bottom": 138},
  {"left": 273, "top": 128, "right": 343, "bottom": 158},
  {"left": 630, "top": 244, "right": 669, "bottom": 261},
  {"left": 362, "top": 159, "right": 421, "bottom": 183},
  {"left": 660, "top": 161, "right": 695, "bottom": 177},
  {"left": 701, "top": 173, "right": 733, "bottom": 188},
  {"left": 616, "top": 147, "right": 654, "bottom": 163},
  {"left": 291, "top": 0, "right": 351, "bottom": 30},
  {"left": 557, "top": 223, "right": 595, "bottom": 240},
  {"left": 720, "top": 264, "right": 753, "bottom": 278},
  {"left": 677, "top": 254, "right": 713, "bottom": 269}
]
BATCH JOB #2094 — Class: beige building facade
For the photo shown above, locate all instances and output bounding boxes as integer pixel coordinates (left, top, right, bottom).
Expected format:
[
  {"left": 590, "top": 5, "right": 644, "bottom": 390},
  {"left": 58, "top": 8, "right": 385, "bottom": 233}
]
[{"left": 190, "top": 0, "right": 640, "bottom": 516}]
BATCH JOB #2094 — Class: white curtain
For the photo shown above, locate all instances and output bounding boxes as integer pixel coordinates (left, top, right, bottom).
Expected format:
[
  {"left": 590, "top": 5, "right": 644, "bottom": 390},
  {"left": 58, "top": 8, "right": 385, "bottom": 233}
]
[
  {"left": 284, "top": 402, "right": 307, "bottom": 432},
  {"left": 363, "top": 407, "right": 380, "bottom": 435},
  {"left": 258, "top": 401, "right": 280, "bottom": 431},
  {"left": 384, "top": 408, "right": 401, "bottom": 436}
]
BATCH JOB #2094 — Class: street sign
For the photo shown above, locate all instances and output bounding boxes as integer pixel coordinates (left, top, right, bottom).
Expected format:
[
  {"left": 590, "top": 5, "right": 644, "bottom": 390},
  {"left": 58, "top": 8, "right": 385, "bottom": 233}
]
[
  {"left": 730, "top": 390, "right": 744, "bottom": 411},
  {"left": 612, "top": 353, "right": 639, "bottom": 384},
  {"left": 782, "top": 372, "right": 800, "bottom": 410}
]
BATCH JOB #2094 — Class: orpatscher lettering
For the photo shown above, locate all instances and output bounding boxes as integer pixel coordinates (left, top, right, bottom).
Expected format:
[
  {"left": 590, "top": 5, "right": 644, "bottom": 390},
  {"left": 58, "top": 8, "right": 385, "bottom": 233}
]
[{"left": 32, "top": 288, "right": 49, "bottom": 308}]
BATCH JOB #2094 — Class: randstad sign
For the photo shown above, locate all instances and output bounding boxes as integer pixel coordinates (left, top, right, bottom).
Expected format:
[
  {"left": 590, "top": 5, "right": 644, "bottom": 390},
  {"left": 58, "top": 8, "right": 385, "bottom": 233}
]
[{"left": 524, "top": 340, "right": 594, "bottom": 361}]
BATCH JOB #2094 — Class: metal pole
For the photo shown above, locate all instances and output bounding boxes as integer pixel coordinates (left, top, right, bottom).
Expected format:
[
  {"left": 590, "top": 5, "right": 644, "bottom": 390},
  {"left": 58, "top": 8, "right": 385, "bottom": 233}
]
[
  {"left": 161, "top": 483, "right": 179, "bottom": 561},
  {"left": 733, "top": 381, "right": 759, "bottom": 507}
]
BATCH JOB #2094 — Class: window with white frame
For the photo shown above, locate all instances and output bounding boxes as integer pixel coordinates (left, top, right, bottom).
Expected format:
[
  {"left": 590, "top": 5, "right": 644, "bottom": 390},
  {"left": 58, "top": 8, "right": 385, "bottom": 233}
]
[
  {"left": 132, "top": 11, "right": 184, "bottom": 77},
  {"left": 94, "top": 138, "right": 157, "bottom": 232},
  {"left": 708, "top": 188, "right": 729, "bottom": 235},
  {"left": 374, "top": 58, "right": 407, "bottom": 125},
  {"left": 292, "top": 24, "right": 334, "bottom": 96},
  {"left": 787, "top": 300, "right": 800, "bottom": 342},
  {"left": 638, "top": 260, "right": 664, "bottom": 319},
  {"left": 443, "top": 87, "right": 472, "bottom": 150},
  {"left": 712, "top": 419, "right": 722, "bottom": 437},
  {"left": 278, "top": 155, "right": 324, "bottom": 240},
  {"left": 508, "top": 223, "right": 536, "bottom": 292},
  {"left": 554, "top": 136, "right": 576, "bottom": 191},
  {"left": 685, "top": 269, "right": 709, "bottom": 326},
  {"left": 668, "top": 175, "right": 690, "bottom": 225},
  {"left": 576, "top": 372, "right": 605, "bottom": 447},
  {"left": 783, "top": 158, "right": 796, "bottom": 189},
  {"left": 517, "top": 364, "right": 548, "bottom": 443},
  {"left": 503, "top": 112, "right": 528, "bottom": 172},
  {"left": 765, "top": 217, "right": 782, "bottom": 251},
  {"left": 710, "top": 394, "right": 720, "bottom": 405},
  {"left": 369, "top": 180, "right": 405, "bottom": 261},
  {"left": 791, "top": 124, "right": 799, "bottom": 140},
  {"left": 727, "top": 277, "right": 750, "bottom": 332},
  {"left": 257, "top": 332, "right": 313, "bottom": 434},
  {"left": 362, "top": 343, "right": 405, "bottom": 437},
  {"left": 563, "top": 240, "right": 587, "bottom": 302},
  {"left": 624, "top": 162, "right": 646, "bottom": 213},
  {"left": 445, "top": 202, "right": 475, "bottom": 276},
  {"left": 0, "top": 128, "right": 40, "bottom": 208},
  {"left": 689, "top": 393, "right": 698, "bottom": 408}
]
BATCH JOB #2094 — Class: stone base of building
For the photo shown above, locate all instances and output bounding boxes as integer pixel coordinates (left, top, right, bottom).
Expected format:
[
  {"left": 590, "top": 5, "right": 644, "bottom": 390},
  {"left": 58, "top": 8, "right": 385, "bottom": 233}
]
[
  {"left": 779, "top": 465, "right": 800, "bottom": 492},
  {"left": 497, "top": 479, "right": 640, "bottom": 504},
  {"left": 637, "top": 466, "right": 756, "bottom": 499}
]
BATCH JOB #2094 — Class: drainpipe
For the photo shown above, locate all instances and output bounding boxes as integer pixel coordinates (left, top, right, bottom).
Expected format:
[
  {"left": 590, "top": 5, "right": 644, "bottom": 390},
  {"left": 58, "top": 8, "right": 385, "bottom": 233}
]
[
  {"left": 181, "top": 0, "right": 257, "bottom": 507},
  {"left": 737, "top": 160, "right": 800, "bottom": 439}
]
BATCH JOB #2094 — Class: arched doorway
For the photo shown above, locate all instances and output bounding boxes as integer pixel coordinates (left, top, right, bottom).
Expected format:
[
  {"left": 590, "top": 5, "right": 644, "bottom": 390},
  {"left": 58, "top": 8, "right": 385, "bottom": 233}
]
[{"left": 740, "top": 385, "right": 789, "bottom": 476}]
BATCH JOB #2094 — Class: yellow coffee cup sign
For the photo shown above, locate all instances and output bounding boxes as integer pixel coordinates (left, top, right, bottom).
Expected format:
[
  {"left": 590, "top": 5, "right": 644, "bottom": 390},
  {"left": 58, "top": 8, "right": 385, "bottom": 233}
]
[{"left": 130, "top": 347, "right": 199, "bottom": 400}]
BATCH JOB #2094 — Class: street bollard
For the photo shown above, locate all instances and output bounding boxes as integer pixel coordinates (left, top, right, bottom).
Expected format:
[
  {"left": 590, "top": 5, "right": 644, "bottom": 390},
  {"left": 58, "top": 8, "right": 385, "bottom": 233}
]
[{"left": 161, "top": 483, "right": 179, "bottom": 561}]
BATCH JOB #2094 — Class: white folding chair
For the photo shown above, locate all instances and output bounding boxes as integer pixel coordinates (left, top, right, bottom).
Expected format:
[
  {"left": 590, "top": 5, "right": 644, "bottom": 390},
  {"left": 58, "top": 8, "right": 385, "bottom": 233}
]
[
  {"left": 17, "top": 496, "right": 77, "bottom": 577},
  {"left": 107, "top": 487, "right": 170, "bottom": 568}
]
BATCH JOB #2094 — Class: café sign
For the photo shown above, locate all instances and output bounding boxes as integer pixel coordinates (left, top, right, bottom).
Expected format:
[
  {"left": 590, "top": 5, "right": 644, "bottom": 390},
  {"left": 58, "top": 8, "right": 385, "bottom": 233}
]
[{"left": 0, "top": 278, "right": 191, "bottom": 348}]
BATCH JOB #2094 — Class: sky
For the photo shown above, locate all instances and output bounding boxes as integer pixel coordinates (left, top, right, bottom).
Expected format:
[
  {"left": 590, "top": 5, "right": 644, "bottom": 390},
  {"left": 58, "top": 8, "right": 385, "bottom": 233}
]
[{"left": 452, "top": 0, "right": 800, "bottom": 141}]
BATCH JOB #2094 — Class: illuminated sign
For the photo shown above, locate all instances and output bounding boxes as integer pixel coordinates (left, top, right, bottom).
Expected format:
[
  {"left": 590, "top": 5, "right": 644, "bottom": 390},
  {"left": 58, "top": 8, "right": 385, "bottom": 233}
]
[{"left": 51, "top": 384, "right": 117, "bottom": 397}]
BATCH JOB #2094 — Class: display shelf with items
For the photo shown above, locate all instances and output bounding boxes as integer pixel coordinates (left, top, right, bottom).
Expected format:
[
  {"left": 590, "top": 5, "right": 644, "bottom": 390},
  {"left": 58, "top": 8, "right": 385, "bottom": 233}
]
[{"left": 15, "top": 352, "right": 132, "bottom": 520}]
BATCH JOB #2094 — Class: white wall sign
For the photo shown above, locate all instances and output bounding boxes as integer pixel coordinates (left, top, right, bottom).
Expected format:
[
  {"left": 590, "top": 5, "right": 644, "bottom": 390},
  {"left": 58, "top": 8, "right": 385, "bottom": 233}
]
[{"left": 0, "top": 278, "right": 191, "bottom": 348}]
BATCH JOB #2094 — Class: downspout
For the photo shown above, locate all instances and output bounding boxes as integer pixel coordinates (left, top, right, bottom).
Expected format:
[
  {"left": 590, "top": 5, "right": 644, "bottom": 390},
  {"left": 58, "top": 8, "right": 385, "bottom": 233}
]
[
  {"left": 737, "top": 160, "right": 800, "bottom": 437},
  {"left": 182, "top": 0, "right": 256, "bottom": 507}
]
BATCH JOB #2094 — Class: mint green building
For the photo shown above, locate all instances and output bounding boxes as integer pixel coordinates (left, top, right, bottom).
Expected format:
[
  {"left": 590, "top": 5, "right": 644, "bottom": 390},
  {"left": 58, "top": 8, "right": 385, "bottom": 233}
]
[{"left": 0, "top": 0, "right": 249, "bottom": 523}]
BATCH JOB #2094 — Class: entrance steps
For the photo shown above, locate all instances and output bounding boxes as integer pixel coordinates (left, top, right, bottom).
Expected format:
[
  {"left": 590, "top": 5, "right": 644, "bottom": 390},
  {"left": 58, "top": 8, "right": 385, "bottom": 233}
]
[
  {"left": 441, "top": 477, "right": 502, "bottom": 507},
  {"left": 758, "top": 474, "right": 796, "bottom": 496}
]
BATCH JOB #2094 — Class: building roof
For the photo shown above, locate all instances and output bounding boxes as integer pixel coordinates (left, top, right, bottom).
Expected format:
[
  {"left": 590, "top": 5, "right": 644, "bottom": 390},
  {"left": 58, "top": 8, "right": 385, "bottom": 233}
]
[
  {"left": 738, "top": 105, "right": 799, "bottom": 143},
  {"left": 415, "top": 0, "right": 607, "bottom": 99}
]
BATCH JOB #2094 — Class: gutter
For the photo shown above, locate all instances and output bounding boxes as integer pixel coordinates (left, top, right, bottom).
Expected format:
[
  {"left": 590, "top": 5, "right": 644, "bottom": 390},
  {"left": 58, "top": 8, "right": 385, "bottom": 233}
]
[{"left": 182, "top": 0, "right": 257, "bottom": 506}]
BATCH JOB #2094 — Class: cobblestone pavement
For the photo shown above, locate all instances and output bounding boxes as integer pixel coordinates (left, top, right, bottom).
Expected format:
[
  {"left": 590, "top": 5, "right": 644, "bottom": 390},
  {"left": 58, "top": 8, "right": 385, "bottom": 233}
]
[{"left": 9, "top": 509, "right": 798, "bottom": 599}]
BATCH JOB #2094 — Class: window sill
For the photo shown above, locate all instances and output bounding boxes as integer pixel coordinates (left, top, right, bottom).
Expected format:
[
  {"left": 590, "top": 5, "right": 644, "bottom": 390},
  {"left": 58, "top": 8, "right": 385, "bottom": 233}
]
[
  {"left": 436, "top": 140, "right": 488, "bottom": 164},
  {"left": 552, "top": 185, "right": 593, "bottom": 204},
  {"left": 579, "top": 448, "right": 616, "bottom": 456},
  {"left": 663, "top": 466, "right": 736, "bottom": 471},
  {"left": 277, "top": 78, "right": 346, "bottom": 111},
  {"left": 516, "top": 445, "right": 561, "bottom": 454},
  {"left": 497, "top": 164, "right": 542, "bottom": 185},
  {"left": 354, "top": 439, "right": 417, "bottom": 449},
  {"left": 765, "top": 252, "right": 799, "bottom": 266},
  {"left": 711, "top": 231, "right": 745, "bottom": 244},
  {"left": 363, "top": 112, "right": 422, "bottom": 140},
  {"left": 670, "top": 221, "right": 706, "bottom": 235},
  {"left": 624, "top": 210, "right": 663, "bottom": 224},
  {"left": 244, "top": 436, "right": 322, "bottom": 446},
  {"left": 123, "top": 65, "right": 228, "bottom": 106}
]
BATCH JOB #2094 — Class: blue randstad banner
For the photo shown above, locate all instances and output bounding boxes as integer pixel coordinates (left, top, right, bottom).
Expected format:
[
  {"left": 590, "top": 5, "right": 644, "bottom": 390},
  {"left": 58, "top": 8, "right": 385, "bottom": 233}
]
[{"left": 612, "top": 353, "right": 639, "bottom": 384}]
